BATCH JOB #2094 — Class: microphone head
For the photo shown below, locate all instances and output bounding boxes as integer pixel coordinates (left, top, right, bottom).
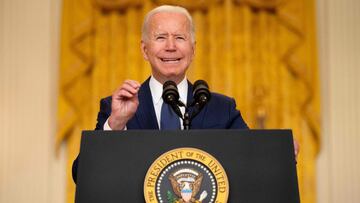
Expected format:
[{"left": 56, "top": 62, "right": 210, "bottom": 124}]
[
  {"left": 162, "top": 80, "right": 179, "bottom": 104},
  {"left": 193, "top": 80, "right": 211, "bottom": 103}
]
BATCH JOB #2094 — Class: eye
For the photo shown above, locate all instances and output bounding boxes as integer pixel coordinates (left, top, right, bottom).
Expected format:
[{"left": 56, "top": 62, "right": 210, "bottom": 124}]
[
  {"left": 155, "top": 36, "right": 166, "bottom": 41},
  {"left": 176, "top": 36, "right": 186, "bottom": 41}
]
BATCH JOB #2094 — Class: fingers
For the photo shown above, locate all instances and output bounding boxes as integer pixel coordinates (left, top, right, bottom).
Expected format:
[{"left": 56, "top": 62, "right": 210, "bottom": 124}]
[
  {"left": 123, "top": 80, "right": 141, "bottom": 92},
  {"left": 113, "top": 80, "right": 141, "bottom": 99},
  {"left": 109, "top": 80, "right": 141, "bottom": 130}
]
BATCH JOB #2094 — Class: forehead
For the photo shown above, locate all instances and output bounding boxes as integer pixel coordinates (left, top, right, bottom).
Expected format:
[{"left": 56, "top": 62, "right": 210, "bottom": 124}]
[{"left": 148, "top": 12, "right": 190, "bottom": 34}]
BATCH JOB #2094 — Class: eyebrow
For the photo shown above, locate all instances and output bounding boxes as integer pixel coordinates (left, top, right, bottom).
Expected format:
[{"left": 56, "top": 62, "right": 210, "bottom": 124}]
[
  {"left": 153, "top": 33, "right": 187, "bottom": 38},
  {"left": 154, "top": 33, "right": 168, "bottom": 36}
]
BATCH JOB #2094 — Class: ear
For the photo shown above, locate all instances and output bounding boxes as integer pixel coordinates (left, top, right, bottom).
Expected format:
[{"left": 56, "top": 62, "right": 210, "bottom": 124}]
[{"left": 140, "top": 40, "right": 149, "bottom": 61}]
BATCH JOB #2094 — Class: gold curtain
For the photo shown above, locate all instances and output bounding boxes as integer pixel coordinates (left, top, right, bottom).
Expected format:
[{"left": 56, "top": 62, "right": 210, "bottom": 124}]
[{"left": 57, "top": 0, "right": 320, "bottom": 202}]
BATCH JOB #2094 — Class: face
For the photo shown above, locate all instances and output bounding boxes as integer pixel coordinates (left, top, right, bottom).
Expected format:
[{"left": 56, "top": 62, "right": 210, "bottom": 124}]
[{"left": 141, "top": 12, "right": 195, "bottom": 84}]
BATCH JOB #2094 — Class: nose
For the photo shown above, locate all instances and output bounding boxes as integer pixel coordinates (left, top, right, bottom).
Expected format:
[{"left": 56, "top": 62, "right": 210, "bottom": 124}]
[{"left": 165, "top": 37, "right": 176, "bottom": 51}]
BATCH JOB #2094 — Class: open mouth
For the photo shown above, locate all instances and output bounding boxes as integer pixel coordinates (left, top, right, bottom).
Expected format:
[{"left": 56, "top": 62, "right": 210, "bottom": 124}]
[{"left": 160, "top": 58, "right": 181, "bottom": 63}]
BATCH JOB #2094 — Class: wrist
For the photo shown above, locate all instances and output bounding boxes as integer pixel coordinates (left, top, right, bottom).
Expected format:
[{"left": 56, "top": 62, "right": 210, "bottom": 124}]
[{"left": 108, "top": 114, "right": 127, "bottom": 130}]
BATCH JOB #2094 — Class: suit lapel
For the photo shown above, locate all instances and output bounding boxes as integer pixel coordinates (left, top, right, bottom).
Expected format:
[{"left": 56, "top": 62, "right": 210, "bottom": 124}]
[
  {"left": 186, "top": 80, "right": 194, "bottom": 107},
  {"left": 135, "top": 78, "right": 159, "bottom": 129}
]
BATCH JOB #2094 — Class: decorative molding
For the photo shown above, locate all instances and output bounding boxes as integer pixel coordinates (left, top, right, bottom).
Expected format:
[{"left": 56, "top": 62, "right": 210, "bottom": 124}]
[
  {"left": 93, "top": 0, "right": 142, "bottom": 10},
  {"left": 234, "top": 0, "right": 283, "bottom": 9},
  {"left": 152, "top": 0, "right": 221, "bottom": 10}
]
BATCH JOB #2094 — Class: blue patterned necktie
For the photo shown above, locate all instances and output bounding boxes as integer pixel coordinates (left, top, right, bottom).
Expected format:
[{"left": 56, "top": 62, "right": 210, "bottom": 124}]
[{"left": 160, "top": 102, "right": 181, "bottom": 129}]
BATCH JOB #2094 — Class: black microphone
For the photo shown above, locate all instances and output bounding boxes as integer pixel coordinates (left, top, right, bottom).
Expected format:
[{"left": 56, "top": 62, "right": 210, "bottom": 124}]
[
  {"left": 188, "top": 80, "right": 211, "bottom": 121},
  {"left": 162, "top": 80, "right": 179, "bottom": 104},
  {"left": 193, "top": 80, "right": 211, "bottom": 105},
  {"left": 162, "top": 80, "right": 183, "bottom": 119}
]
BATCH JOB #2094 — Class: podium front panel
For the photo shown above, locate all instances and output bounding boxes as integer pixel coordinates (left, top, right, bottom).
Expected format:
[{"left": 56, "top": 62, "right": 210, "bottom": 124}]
[{"left": 75, "top": 130, "right": 299, "bottom": 203}]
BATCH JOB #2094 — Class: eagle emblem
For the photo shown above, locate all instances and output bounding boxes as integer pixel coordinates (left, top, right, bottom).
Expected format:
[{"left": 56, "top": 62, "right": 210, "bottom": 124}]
[
  {"left": 168, "top": 168, "right": 208, "bottom": 203},
  {"left": 144, "top": 148, "right": 229, "bottom": 203}
]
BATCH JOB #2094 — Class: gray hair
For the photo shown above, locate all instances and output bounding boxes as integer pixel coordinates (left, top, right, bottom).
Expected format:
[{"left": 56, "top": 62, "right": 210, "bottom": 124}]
[{"left": 141, "top": 5, "right": 196, "bottom": 43}]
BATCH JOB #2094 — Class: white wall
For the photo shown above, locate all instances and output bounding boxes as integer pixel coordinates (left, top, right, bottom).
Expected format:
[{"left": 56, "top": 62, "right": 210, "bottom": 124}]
[
  {"left": 317, "top": 0, "right": 360, "bottom": 202},
  {"left": 0, "top": 0, "right": 66, "bottom": 203}
]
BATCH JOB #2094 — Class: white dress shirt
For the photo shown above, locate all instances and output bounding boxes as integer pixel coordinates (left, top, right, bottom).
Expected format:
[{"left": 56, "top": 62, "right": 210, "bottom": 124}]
[{"left": 104, "top": 76, "right": 188, "bottom": 130}]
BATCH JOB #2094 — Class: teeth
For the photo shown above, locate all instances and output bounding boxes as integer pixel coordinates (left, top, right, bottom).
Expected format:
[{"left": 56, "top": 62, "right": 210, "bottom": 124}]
[{"left": 161, "top": 58, "right": 180, "bottom": 63}]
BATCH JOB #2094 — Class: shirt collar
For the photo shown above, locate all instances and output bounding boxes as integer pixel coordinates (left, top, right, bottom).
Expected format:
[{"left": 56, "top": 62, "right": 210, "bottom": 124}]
[{"left": 149, "top": 76, "right": 188, "bottom": 105}]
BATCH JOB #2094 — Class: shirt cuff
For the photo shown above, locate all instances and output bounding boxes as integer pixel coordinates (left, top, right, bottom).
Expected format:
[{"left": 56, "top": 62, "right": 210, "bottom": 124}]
[
  {"left": 103, "top": 118, "right": 127, "bottom": 130},
  {"left": 103, "top": 118, "right": 112, "bottom": 130}
]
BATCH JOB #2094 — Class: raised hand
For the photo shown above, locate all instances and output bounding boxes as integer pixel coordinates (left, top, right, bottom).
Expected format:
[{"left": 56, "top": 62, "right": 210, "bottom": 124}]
[{"left": 108, "top": 80, "right": 141, "bottom": 130}]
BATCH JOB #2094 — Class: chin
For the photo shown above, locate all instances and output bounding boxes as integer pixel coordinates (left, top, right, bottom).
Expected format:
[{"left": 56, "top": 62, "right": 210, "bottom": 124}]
[
  {"left": 162, "top": 73, "right": 185, "bottom": 82},
  {"left": 160, "top": 69, "right": 183, "bottom": 77}
]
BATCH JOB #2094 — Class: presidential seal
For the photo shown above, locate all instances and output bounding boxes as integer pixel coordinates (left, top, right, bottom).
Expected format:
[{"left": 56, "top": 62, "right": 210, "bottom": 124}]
[{"left": 144, "top": 148, "right": 229, "bottom": 203}]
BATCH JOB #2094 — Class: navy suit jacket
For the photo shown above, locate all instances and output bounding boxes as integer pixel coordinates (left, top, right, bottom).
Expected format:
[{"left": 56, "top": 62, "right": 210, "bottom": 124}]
[
  {"left": 95, "top": 78, "right": 248, "bottom": 130},
  {"left": 73, "top": 78, "right": 248, "bottom": 183}
]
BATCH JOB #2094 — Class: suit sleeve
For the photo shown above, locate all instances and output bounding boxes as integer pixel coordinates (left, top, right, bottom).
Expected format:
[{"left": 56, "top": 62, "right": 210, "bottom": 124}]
[
  {"left": 72, "top": 156, "right": 79, "bottom": 184},
  {"left": 95, "top": 97, "right": 112, "bottom": 130},
  {"left": 227, "top": 98, "right": 249, "bottom": 129}
]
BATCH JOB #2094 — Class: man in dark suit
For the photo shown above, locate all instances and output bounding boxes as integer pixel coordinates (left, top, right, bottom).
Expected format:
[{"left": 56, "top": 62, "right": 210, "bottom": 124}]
[
  {"left": 72, "top": 5, "right": 249, "bottom": 182},
  {"left": 99, "top": 5, "right": 249, "bottom": 131},
  {"left": 73, "top": 5, "right": 298, "bottom": 182}
]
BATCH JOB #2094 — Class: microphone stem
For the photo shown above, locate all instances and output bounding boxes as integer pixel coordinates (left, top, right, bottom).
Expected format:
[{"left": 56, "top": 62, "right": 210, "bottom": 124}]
[{"left": 183, "top": 112, "right": 190, "bottom": 130}]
